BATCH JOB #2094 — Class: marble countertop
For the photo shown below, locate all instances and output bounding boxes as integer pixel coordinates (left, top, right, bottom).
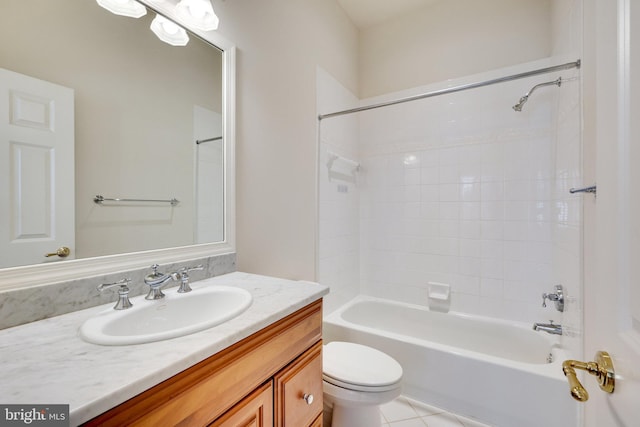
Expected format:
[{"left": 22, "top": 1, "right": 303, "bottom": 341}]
[{"left": 0, "top": 272, "right": 329, "bottom": 425}]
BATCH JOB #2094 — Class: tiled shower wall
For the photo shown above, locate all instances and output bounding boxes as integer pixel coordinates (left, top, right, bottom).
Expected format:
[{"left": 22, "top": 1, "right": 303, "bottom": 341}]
[
  {"left": 358, "top": 59, "right": 576, "bottom": 323},
  {"left": 319, "top": 58, "right": 582, "bottom": 326},
  {"left": 550, "top": 0, "right": 584, "bottom": 357},
  {"left": 550, "top": 65, "right": 582, "bottom": 355}
]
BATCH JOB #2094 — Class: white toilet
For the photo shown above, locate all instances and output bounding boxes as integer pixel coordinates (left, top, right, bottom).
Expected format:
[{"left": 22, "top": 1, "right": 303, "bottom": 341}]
[{"left": 323, "top": 341, "right": 403, "bottom": 427}]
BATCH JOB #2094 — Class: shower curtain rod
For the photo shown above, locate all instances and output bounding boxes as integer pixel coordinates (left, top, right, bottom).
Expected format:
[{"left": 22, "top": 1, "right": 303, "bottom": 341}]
[{"left": 318, "top": 59, "right": 581, "bottom": 121}]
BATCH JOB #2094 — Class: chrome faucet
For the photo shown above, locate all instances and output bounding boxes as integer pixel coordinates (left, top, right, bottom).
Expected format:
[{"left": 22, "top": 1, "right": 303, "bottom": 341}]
[
  {"left": 144, "top": 264, "right": 174, "bottom": 300},
  {"left": 542, "top": 284, "right": 564, "bottom": 312},
  {"left": 144, "top": 263, "right": 205, "bottom": 299},
  {"left": 533, "top": 320, "right": 563, "bottom": 335},
  {"left": 98, "top": 278, "right": 133, "bottom": 310}
]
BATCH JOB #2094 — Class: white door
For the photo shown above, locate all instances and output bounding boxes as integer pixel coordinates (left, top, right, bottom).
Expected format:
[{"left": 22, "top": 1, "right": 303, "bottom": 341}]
[
  {"left": 584, "top": 0, "right": 640, "bottom": 425},
  {"left": 0, "top": 68, "right": 75, "bottom": 268}
]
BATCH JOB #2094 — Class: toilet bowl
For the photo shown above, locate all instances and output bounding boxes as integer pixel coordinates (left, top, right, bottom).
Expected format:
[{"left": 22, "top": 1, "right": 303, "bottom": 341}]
[{"left": 323, "top": 341, "right": 403, "bottom": 427}]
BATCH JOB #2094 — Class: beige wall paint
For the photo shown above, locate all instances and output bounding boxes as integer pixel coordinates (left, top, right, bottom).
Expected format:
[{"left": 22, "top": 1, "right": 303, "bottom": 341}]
[
  {"left": 214, "top": 0, "right": 358, "bottom": 280},
  {"left": 359, "top": 0, "right": 552, "bottom": 97}
]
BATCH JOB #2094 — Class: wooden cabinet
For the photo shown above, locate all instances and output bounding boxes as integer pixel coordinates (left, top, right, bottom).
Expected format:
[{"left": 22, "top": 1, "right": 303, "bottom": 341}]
[
  {"left": 309, "top": 414, "right": 323, "bottom": 427},
  {"left": 210, "top": 382, "right": 273, "bottom": 427},
  {"left": 274, "top": 343, "right": 323, "bottom": 427},
  {"left": 83, "top": 300, "right": 323, "bottom": 427}
]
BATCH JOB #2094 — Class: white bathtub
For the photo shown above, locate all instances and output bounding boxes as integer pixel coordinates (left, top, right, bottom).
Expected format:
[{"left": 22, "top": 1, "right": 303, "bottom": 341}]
[{"left": 323, "top": 296, "right": 579, "bottom": 427}]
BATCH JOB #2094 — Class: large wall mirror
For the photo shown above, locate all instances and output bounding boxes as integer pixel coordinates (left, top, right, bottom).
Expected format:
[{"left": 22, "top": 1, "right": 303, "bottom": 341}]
[{"left": 0, "top": 0, "right": 236, "bottom": 289}]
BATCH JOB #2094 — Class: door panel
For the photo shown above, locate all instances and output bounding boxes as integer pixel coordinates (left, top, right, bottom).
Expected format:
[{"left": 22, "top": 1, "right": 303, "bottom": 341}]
[
  {"left": 210, "top": 381, "right": 274, "bottom": 427},
  {"left": 10, "top": 142, "right": 53, "bottom": 239},
  {"left": 0, "top": 68, "right": 75, "bottom": 268},
  {"left": 585, "top": 0, "right": 640, "bottom": 425}
]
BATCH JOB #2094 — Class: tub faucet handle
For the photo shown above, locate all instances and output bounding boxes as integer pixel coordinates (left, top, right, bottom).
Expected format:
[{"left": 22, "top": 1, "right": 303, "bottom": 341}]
[{"left": 542, "top": 284, "right": 564, "bottom": 312}]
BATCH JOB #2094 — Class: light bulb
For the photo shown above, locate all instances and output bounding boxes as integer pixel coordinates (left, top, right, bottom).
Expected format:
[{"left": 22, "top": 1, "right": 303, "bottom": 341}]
[
  {"left": 150, "top": 14, "right": 189, "bottom": 46},
  {"left": 188, "top": 1, "right": 207, "bottom": 18},
  {"left": 161, "top": 20, "right": 180, "bottom": 35},
  {"left": 96, "top": 0, "right": 147, "bottom": 18},
  {"left": 175, "top": 0, "right": 219, "bottom": 31}
]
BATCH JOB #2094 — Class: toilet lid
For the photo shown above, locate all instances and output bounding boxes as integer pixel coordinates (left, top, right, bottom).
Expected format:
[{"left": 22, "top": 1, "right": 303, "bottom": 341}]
[{"left": 323, "top": 342, "right": 403, "bottom": 389}]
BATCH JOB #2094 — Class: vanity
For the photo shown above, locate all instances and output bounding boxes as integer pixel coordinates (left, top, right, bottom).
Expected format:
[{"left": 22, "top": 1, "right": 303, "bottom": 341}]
[{"left": 0, "top": 272, "right": 329, "bottom": 426}]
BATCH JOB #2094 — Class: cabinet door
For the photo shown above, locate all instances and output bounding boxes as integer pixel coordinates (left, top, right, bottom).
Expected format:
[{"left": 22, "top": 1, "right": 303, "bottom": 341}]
[
  {"left": 274, "top": 342, "right": 323, "bottom": 427},
  {"left": 210, "top": 381, "right": 273, "bottom": 427},
  {"left": 309, "top": 414, "right": 322, "bottom": 427}
]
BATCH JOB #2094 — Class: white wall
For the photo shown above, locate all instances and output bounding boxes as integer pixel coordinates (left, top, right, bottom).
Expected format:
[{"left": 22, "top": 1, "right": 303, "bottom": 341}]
[
  {"left": 358, "top": 0, "right": 552, "bottom": 97},
  {"left": 214, "top": 0, "right": 359, "bottom": 280}
]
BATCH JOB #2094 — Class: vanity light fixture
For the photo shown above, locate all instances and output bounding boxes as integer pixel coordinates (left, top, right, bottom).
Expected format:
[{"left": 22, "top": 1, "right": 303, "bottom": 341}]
[
  {"left": 175, "top": 0, "right": 219, "bottom": 31},
  {"left": 97, "top": 0, "right": 219, "bottom": 47},
  {"left": 96, "top": 0, "right": 147, "bottom": 18},
  {"left": 150, "top": 14, "right": 190, "bottom": 46}
]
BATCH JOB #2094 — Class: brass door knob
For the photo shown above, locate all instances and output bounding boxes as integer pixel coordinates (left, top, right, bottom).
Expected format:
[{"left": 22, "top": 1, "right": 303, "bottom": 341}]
[
  {"left": 45, "top": 247, "right": 71, "bottom": 258},
  {"left": 562, "top": 350, "right": 615, "bottom": 402}
]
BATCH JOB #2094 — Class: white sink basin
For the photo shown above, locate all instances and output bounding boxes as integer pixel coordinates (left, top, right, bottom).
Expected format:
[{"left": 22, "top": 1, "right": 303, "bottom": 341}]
[{"left": 79, "top": 285, "right": 252, "bottom": 345}]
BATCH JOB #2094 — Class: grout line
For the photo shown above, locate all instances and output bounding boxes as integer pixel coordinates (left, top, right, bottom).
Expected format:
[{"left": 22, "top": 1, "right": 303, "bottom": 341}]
[
  {"left": 405, "top": 396, "right": 446, "bottom": 417},
  {"left": 382, "top": 396, "right": 492, "bottom": 427}
]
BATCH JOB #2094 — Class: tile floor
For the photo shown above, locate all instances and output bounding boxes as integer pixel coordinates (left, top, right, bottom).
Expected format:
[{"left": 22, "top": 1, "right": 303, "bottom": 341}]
[{"left": 380, "top": 396, "right": 492, "bottom": 427}]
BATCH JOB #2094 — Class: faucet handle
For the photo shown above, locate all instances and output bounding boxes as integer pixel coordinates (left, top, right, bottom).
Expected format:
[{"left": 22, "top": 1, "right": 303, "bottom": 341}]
[
  {"left": 178, "top": 264, "right": 204, "bottom": 274},
  {"left": 150, "top": 263, "right": 161, "bottom": 276},
  {"left": 98, "top": 277, "right": 131, "bottom": 291},
  {"left": 542, "top": 285, "right": 564, "bottom": 312},
  {"left": 173, "top": 264, "right": 204, "bottom": 293},
  {"left": 98, "top": 278, "right": 133, "bottom": 310}
]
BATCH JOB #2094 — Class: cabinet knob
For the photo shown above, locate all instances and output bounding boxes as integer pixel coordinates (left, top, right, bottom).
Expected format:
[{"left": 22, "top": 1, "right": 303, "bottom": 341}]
[{"left": 302, "top": 393, "right": 314, "bottom": 405}]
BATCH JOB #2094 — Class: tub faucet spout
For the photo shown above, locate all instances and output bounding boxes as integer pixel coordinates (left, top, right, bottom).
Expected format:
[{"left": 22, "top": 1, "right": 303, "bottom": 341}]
[{"left": 533, "top": 320, "right": 562, "bottom": 335}]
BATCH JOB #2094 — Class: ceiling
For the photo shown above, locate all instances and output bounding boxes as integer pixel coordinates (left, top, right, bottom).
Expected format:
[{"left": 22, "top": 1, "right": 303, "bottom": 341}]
[{"left": 336, "top": 0, "right": 441, "bottom": 29}]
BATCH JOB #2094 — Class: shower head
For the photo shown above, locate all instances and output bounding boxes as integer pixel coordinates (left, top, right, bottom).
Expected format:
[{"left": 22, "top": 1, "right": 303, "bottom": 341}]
[
  {"left": 512, "top": 95, "right": 528, "bottom": 112},
  {"left": 512, "top": 77, "right": 562, "bottom": 112}
]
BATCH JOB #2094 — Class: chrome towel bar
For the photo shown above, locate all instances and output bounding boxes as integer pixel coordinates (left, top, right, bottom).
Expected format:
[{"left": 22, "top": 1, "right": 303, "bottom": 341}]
[
  {"left": 94, "top": 195, "right": 179, "bottom": 206},
  {"left": 569, "top": 185, "right": 597, "bottom": 195},
  {"left": 196, "top": 136, "right": 223, "bottom": 145}
]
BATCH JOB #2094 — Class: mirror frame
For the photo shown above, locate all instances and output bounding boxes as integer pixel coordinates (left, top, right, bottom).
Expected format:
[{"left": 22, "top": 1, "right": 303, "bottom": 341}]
[{"left": 0, "top": 0, "right": 235, "bottom": 291}]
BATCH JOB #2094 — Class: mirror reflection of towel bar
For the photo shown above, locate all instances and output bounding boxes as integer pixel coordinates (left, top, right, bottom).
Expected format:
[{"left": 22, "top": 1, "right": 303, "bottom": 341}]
[
  {"left": 94, "top": 195, "right": 179, "bottom": 206},
  {"left": 569, "top": 185, "right": 597, "bottom": 195},
  {"left": 196, "top": 136, "right": 223, "bottom": 145}
]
